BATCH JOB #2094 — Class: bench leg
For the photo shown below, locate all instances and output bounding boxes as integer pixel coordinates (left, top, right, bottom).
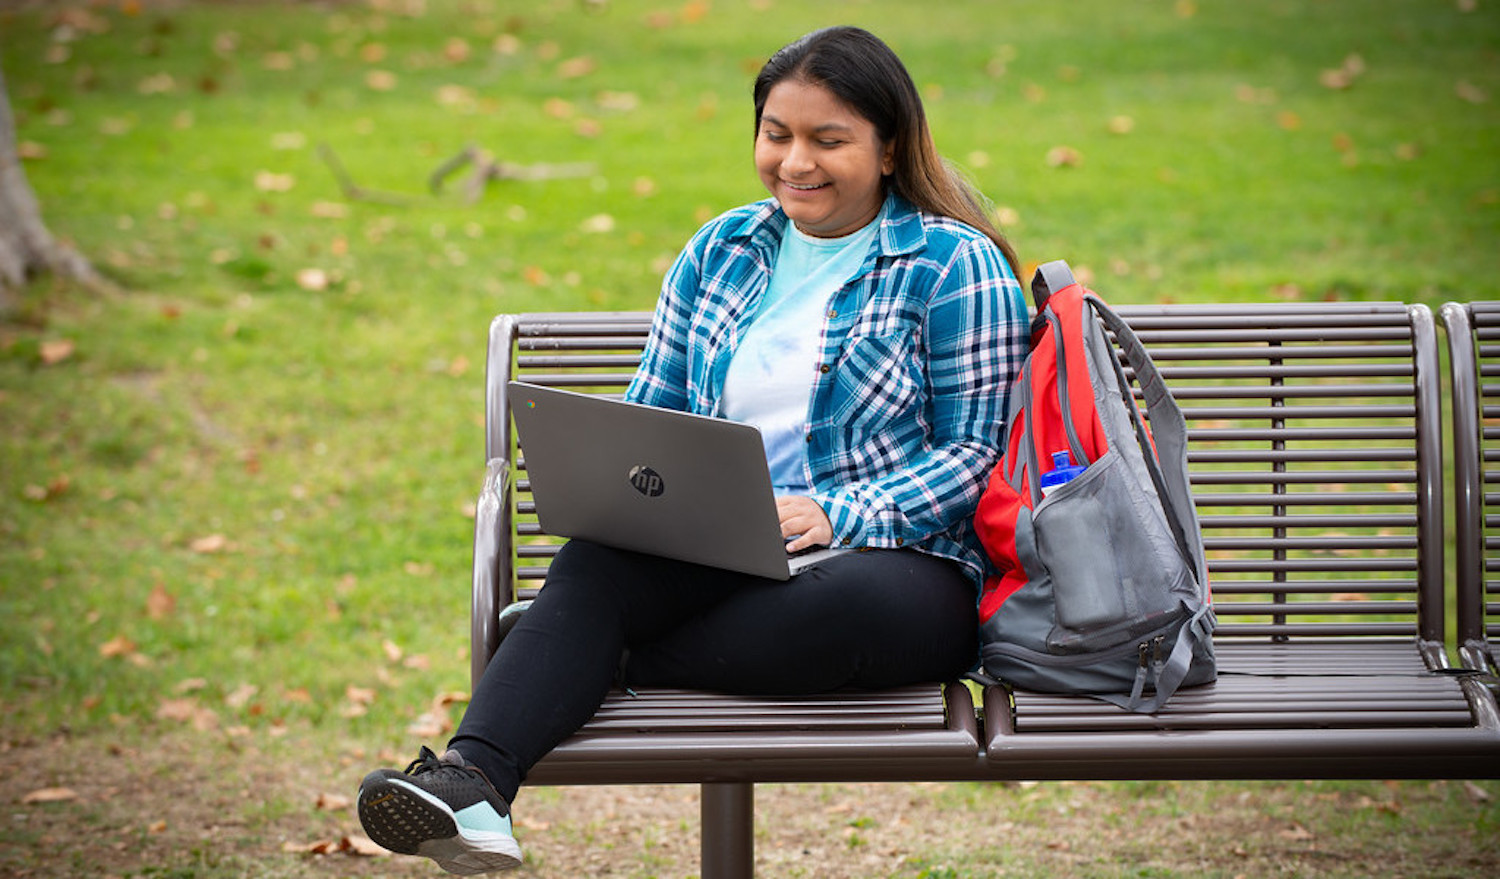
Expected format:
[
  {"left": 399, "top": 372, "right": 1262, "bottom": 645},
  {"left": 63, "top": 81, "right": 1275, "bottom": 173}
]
[{"left": 701, "top": 781, "right": 754, "bottom": 879}]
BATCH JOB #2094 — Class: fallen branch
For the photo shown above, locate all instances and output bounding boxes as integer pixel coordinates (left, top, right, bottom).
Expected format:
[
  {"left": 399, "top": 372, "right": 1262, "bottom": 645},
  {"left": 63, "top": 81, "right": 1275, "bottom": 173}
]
[
  {"left": 429, "top": 144, "right": 595, "bottom": 203},
  {"left": 316, "top": 143, "right": 418, "bottom": 206}
]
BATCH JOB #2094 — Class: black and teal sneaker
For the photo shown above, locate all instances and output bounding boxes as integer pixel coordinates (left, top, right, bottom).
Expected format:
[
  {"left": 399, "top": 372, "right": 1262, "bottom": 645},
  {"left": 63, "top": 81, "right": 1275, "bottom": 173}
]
[{"left": 357, "top": 746, "right": 522, "bottom": 875}]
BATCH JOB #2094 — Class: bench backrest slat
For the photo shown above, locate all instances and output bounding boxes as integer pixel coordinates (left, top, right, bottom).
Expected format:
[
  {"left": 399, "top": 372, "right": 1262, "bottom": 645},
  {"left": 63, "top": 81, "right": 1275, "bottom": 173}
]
[{"left": 1458, "top": 302, "right": 1500, "bottom": 649}]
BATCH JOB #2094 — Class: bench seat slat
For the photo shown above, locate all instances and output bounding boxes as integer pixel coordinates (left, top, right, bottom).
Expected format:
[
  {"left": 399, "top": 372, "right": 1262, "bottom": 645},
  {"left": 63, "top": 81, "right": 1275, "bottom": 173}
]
[
  {"left": 1007, "top": 641, "right": 1474, "bottom": 733},
  {"left": 1012, "top": 710, "right": 1477, "bottom": 733}
]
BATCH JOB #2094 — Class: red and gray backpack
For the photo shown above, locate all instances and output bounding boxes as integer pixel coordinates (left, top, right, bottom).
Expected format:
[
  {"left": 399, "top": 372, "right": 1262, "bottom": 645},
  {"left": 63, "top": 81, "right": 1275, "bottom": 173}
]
[{"left": 974, "top": 260, "right": 1215, "bottom": 712}]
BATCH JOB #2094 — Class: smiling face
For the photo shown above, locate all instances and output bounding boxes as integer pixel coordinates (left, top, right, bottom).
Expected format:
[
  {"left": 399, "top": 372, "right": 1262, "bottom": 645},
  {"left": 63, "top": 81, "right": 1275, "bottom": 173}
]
[{"left": 755, "top": 78, "right": 895, "bottom": 238}]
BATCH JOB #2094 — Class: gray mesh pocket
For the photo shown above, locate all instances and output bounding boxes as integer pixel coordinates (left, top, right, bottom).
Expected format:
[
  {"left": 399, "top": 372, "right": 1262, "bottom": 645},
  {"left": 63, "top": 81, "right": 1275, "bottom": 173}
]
[{"left": 1032, "top": 450, "right": 1193, "bottom": 652}]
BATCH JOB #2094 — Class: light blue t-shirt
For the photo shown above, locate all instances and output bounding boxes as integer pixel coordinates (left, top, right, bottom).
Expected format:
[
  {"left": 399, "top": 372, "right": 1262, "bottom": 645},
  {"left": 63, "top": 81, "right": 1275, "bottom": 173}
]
[{"left": 721, "top": 216, "right": 880, "bottom": 493}]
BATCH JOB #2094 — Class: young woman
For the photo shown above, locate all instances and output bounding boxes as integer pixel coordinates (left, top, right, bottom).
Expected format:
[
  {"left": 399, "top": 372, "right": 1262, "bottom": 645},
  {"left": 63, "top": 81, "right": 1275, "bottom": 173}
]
[{"left": 357, "top": 26, "right": 1027, "bottom": 874}]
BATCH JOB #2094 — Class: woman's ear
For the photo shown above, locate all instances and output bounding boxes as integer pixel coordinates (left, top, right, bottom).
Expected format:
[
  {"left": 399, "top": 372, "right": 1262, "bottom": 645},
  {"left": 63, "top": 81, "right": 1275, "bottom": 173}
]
[{"left": 881, "top": 142, "right": 896, "bottom": 177}]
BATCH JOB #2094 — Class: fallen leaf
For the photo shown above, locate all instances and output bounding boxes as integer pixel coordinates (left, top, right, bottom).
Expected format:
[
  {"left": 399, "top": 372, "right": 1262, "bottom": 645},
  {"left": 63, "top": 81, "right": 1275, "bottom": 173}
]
[
  {"left": 1106, "top": 115, "right": 1134, "bottom": 135},
  {"left": 443, "top": 38, "right": 471, "bottom": 64},
  {"left": 1319, "top": 54, "right": 1365, "bottom": 91},
  {"left": 146, "top": 582, "right": 176, "bottom": 619},
  {"left": 225, "top": 683, "right": 259, "bottom": 708},
  {"left": 346, "top": 685, "right": 376, "bottom": 706},
  {"left": 156, "top": 697, "right": 199, "bottom": 722},
  {"left": 316, "top": 792, "right": 353, "bottom": 811},
  {"left": 137, "top": 72, "right": 175, "bottom": 94},
  {"left": 284, "top": 838, "right": 340, "bottom": 854},
  {"left": 382, "top": 639, "right": 404, "bottom": 663},
  {"left": 309, "top": 201, "right": 349, "bottom": 219},
  {"left": 17, "top": 141, "right": 47, "bottom": 160},
  {"left": 558, "top": 56, "right": 596, "bottom": 79},
  {"left": 1355, "top": 795, "right": 1401, "bottom": 815},
  {"left": 1463, "top": 780, "right": 1493, "bottom": 803},
  {"left": 23, "top": 474, "right": 70, "bottom": 502},
  {"left": 253, "top": 171, "right": 295, "bottom": 192},
  {"left": 40, "top": 339, "right": 75, "bottom": 365},
  {"left": 580, "top": 213, "right": 615, "bottom": 234},
  {"left": 190, "top": 534, "right": 230, "bottom": 554},
  {"left": 295, "top": 268, "right": 329, "bottom": 291},
  {"left": 99, "top": 635, "right": 138, "bottom": 658},
  {"left": 146, "top": 819, "right": 168, "bottom": 834},
  {"left": 22, "top": 787, "right": 79, "bottom": 804},
  {"left": 1456, "top": 80, "right": 1488, "bottom": 104},
  {"left": 407, "top": 712, "right": 450, "bottom": 738},
  {"left": 1045, "top": 145, "right": 1082, "bottom": 168},
  {"left": 365, "top": 70, "right": 398, "bottom": 91},
  {"left": 431, "top": 691, "right": 470, "bottom": 710},
  {"left": 1278, "top": 823, "right": 1315, "bottom": 842},
  {"left": 343, "top": 834, "right": 389, "bottom": 856},
  {"left": 597, "top": 90, "right": 639, "bottom": 112},
  {"left": 1321, "top": 68, "right": 1355, "bottom": 90}
]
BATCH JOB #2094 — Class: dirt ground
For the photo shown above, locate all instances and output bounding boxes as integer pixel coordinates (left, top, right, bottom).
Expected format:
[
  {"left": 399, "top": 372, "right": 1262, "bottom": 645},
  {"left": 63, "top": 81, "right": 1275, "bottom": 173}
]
[{"left": 2, "top": 726, "right": 1496, "bottom": 878}]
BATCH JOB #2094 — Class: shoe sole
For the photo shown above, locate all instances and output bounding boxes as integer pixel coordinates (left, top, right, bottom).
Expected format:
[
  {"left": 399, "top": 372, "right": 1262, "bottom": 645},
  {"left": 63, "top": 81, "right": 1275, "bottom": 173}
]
[{"left": 358, "top": 773, "right": 523, "bottom": 875}]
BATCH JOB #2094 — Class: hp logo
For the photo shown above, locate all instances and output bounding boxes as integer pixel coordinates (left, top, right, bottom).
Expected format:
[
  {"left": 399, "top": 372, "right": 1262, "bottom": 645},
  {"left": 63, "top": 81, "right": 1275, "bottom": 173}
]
[{"left": 628, "top": 465, "right": 665, "bottom": 497}]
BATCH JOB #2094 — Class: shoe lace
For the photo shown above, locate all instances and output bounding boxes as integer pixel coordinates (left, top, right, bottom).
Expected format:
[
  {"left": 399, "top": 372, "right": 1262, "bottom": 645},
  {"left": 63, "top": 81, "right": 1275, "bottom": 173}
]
[{"left": 402, "top": 745, "right": 453, "bottom": 777}]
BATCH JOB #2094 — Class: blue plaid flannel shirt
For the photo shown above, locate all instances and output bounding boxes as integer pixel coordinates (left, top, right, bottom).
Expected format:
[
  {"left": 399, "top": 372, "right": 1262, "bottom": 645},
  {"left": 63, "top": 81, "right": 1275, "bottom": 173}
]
[{"left": 625, "top": 194, "right": 1028, "bottom": 585}]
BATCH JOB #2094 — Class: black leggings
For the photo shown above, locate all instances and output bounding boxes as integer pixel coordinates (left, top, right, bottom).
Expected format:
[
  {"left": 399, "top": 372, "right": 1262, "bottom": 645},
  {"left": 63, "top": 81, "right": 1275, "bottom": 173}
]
[{"left": 448, "top": 539, "right": 978, "bottom": 803}]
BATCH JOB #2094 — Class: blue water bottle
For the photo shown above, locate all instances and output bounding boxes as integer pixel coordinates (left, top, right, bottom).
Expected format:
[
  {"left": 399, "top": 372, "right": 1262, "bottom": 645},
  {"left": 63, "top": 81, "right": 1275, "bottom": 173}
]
[{"left": 1039, "top": 450, "right": 1087, "bottom": 498}]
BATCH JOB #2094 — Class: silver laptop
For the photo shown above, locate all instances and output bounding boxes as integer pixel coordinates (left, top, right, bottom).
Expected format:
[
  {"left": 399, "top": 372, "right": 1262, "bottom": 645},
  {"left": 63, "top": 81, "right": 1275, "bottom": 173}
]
[{"left": 508, "top": 381, "right": 844, "bottom": 580}]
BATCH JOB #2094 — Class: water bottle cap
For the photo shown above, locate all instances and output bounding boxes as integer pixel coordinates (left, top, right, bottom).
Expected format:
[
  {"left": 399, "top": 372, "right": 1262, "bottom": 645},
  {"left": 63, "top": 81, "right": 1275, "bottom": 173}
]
[{"left": 1040, "top": 449, "right": 1087, "bottom": 493}]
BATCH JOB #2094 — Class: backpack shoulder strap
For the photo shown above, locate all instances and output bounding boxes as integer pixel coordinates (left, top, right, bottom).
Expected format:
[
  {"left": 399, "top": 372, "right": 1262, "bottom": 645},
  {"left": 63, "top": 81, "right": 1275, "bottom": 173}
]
[
  {"left": 1030, "top": 259, "right": 1077, "bottom": 310},
  {"left": 1083, "top": 293, "right": 1209, "bottom": 591}
]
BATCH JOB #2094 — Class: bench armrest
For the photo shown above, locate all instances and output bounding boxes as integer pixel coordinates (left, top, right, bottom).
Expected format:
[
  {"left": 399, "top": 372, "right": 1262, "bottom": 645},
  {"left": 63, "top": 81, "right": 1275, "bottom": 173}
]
[{"left": 470, "top": 456, "right": 512, "bottom": 690}]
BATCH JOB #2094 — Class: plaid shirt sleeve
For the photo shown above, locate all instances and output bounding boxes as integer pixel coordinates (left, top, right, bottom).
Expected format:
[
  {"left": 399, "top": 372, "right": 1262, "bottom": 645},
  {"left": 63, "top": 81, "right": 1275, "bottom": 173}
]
[{"left": 809, "top": 229, "right": 1028, "bottom": 573}]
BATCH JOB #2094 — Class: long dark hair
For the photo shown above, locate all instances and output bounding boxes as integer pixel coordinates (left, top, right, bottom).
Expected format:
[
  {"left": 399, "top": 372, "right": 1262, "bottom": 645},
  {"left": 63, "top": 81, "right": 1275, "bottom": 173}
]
[{"left": 753, "top": 26, "right": 1020, "bottom": 276}]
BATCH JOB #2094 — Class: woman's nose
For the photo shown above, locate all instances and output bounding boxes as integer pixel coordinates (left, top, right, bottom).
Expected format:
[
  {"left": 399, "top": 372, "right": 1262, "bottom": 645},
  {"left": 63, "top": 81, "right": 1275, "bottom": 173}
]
[{"left": 782, "top": 138, "right": 816, "bottom": 174}]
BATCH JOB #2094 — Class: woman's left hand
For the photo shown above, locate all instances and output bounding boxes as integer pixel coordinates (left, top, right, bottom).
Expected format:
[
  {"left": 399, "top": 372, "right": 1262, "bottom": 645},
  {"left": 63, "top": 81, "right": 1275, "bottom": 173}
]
[{"left": 777, "top": 495, "right": 834, "bottom": 552}]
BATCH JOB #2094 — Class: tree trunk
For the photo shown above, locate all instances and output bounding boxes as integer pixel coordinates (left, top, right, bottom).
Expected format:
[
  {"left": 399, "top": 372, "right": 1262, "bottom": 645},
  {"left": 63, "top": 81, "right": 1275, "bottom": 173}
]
[{"left": 0, "top": 64, "right": 98, "bottom": 303}]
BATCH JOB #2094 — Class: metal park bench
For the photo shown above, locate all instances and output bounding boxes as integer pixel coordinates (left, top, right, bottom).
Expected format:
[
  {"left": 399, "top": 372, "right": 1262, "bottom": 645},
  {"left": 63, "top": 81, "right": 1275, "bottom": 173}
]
[
  {"left": 470, "top": 302, "right": 1500, "bottom": 878},
  {"left": 1441, "top": 301, "right": 1500, "bottom": 677}
]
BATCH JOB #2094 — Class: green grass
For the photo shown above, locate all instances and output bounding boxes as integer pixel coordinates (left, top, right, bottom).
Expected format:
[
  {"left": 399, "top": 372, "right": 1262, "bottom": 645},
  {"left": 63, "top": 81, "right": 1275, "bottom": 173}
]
[{"left": 1, "top": 0, "right": 1497, "bottom": 875}]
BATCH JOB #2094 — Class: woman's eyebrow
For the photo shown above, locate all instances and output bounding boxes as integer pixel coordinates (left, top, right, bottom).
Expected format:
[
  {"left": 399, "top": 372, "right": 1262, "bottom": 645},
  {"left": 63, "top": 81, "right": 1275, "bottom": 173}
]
[{"left": 760, "top": 114, "right": 856, "bottom": 135}]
